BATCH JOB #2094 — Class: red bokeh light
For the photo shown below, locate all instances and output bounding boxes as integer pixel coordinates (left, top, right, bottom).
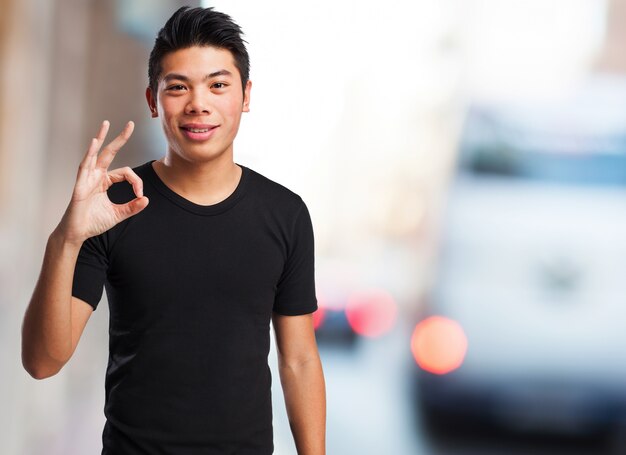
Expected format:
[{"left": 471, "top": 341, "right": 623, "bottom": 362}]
[
  {"left": 345, "top": 289, "right": 397, "bottom": 338},
  {"left": 411, "top": 315, "right": 468, "bottom": 375}
]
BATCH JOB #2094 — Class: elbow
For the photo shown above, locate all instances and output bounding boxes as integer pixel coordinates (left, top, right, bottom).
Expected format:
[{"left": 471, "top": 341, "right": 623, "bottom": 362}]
[
  {"left": 23, "top": 360, "right": 62, "bottom": 380},
  {"left": 21, "top": 351, "right": 64, "bottom": 380},
  {"left": 27, "top": 369, "right": 57, "bottom": 380},
  {"left": 21, "top": 333, "right": 69, "bottom": 380}
]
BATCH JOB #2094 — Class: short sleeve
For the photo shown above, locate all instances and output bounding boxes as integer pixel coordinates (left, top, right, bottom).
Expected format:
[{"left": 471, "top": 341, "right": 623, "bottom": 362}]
[
  {"left": 272, "top": 200, "right": 318, "bottom": 315},
  {"left": 71, "top": 233, "right": 109, "bottom": 311}
]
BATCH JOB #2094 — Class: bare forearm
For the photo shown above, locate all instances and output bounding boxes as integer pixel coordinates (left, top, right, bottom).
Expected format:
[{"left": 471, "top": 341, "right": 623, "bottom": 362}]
[
  {"left": 21, "top": 227, "right": 82, "bottom": 378},
  {"left": 279, "top": 356, "right": 326, "bottom": 455},
  {"left": 21, "top": 121, "right": 143, "bottom": 379}
]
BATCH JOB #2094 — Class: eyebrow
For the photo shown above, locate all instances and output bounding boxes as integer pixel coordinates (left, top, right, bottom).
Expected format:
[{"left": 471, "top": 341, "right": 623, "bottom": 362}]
[{"left": 162, "top": 70, "right": 233, "bottom": 83}]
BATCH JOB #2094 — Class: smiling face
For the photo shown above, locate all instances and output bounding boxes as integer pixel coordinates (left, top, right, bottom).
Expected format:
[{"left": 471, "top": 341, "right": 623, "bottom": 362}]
[{"left": 146, "top": 45, "right": 251, "bottom": 164}]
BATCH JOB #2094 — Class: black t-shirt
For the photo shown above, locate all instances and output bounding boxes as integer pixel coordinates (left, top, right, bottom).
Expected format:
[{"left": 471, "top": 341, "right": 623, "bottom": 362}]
[{"left": 72, "top": 160, "right": 317, "bottom": 454}]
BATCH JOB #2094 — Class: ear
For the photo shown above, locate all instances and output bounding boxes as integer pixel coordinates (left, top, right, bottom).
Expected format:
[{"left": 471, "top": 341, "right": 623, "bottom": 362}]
[
  {"left": 242, "top": 80, "right": 252, "bottom": 113},
  {"left": 145, "top": 87, "right": 158, "bottom": 118}
]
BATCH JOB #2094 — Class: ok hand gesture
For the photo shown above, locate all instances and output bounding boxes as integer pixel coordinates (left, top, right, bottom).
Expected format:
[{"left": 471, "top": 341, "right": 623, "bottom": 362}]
[{"left": 58, "top": 120, "right": 149, "bottom": 246}]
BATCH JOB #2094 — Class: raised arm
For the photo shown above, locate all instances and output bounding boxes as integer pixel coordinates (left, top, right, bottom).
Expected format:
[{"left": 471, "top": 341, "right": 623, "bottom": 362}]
[
  {"left": 272, "top": 312, "right": 326, "bottom": 455},
  {"left": 21, "top": 120, "right": 149, "bottom": 379}
]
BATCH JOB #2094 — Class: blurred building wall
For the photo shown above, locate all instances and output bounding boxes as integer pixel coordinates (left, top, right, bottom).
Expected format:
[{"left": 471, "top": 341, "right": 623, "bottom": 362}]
[
  {"left": 1, "top": 2, "right": 55, "bottom": 453},
  {"left": 596, "top": 0, "right": 626, "bottom": 72}
]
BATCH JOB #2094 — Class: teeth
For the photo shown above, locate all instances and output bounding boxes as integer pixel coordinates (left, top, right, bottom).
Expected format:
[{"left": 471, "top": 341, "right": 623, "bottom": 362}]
[{"left": 188, "top": 128, "right": 209, "bottom": 133}]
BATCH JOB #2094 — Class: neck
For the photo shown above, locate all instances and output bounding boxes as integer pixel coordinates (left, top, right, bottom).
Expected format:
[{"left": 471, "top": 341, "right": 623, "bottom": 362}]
[{"left": 152, "top": 152, "right": 242, "bottom": 206}]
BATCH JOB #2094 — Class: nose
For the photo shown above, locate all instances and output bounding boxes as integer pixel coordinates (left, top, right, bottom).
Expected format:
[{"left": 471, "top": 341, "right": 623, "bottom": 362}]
[{"left": 185, "top": 89, "right": 212, "bottom": 115}]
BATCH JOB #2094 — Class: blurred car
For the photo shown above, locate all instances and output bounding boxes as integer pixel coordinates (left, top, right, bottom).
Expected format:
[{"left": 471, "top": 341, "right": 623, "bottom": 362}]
[{"left": 411, "top": 75, "right": 626, "bottom": 438}]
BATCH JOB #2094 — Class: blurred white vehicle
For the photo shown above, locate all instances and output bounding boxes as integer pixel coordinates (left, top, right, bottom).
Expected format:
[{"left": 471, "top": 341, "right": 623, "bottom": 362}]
[{"left": 412, "top": 76, "right": 626, "bottom": 437}]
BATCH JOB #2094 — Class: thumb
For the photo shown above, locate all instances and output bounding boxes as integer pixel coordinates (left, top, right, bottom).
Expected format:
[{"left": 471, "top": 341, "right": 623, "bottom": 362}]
[{"left": 116, "top": 196, "right": 149, "bottom": 222}]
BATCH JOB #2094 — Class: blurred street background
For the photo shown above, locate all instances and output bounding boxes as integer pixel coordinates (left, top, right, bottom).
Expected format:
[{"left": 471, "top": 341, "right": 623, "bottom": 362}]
[{"left": 3, "top": 0, "right": 626, "bottom": 453}]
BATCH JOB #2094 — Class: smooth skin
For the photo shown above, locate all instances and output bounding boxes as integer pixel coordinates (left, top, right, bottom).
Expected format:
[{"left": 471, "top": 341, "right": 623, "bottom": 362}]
[
  {"left": 22, "top": 44, "right": 326, "bottom": 454},
  {"left": 145, "top": 46, "right": 251, "bottom": 205}
]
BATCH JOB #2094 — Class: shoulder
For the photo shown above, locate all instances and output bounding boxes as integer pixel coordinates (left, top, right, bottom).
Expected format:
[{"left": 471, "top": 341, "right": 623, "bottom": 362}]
[{"left": 243, "top": 166, "right": 307, "bottom": 215}]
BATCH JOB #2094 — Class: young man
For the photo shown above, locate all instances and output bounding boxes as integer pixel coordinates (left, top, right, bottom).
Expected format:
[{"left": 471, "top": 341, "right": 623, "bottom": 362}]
[{"left": 21, "top": 6, "right": 326, "bottom": 454}]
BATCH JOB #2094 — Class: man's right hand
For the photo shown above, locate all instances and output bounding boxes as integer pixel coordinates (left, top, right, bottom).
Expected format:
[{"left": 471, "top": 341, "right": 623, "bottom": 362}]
[{"left": 56, "top": 120, "right": 149, "bottom": 246}]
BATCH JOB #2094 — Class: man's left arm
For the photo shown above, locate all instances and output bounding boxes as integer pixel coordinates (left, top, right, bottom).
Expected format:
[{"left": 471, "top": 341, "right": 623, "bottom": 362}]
[{"left": 272, "top": 312, "right": 326, "bottom": 455}]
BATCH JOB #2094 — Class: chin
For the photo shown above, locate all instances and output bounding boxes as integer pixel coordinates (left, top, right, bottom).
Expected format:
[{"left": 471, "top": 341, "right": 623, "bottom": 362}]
[{"left": 180, "top": 149, "right": 230, "bottom": 164}]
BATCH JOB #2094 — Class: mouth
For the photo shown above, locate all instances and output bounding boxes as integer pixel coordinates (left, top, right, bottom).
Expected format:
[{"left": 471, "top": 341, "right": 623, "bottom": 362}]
[{"left": 180, "top": 123, "right": 219, "bottom": 141}]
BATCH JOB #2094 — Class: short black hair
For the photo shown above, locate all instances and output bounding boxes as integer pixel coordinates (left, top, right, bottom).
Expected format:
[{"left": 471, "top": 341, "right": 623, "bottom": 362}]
[{"left": 148, "top": 6, "right": 250, "bottom": 95}]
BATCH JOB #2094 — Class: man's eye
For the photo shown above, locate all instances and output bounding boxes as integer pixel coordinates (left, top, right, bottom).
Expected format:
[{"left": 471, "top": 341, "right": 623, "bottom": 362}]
[
  {"left": 167, "top": 85, "right": 186, "bottom": 91},
  {"left": 212, "top": 82, "right": 227, "bottom": 89}
]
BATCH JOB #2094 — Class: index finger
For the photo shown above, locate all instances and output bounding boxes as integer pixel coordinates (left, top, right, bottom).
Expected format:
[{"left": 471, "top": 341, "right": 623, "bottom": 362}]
[
  {"left": 96, "top": 121, "right": 135, "bottom": 170},
  {"left": 79, "top": 120, "right": 110, "bottom": 170}
]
